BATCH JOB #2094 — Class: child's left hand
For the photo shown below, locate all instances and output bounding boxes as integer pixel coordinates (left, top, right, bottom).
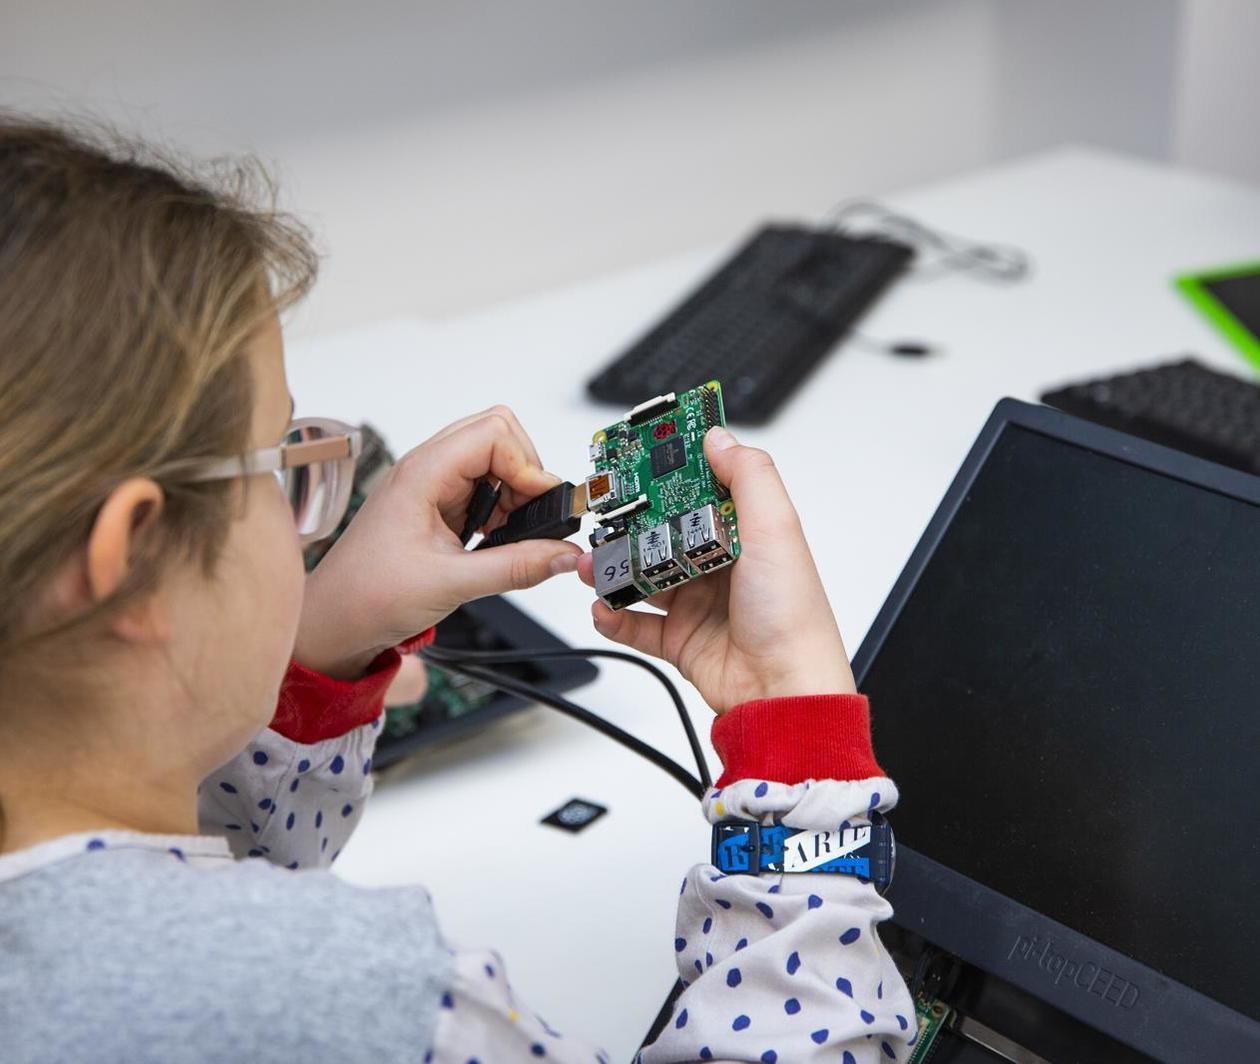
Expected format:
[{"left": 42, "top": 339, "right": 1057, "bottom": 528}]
[{"left": 292, "top": 405, "right": 581, "bottom": 679}]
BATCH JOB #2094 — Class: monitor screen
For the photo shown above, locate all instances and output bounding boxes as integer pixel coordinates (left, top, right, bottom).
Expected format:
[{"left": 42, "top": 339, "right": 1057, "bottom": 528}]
[
  {"left": 1203, "top": 270, "right": 1260, "bottom": 345},
  {"left": 862, "top": 423, "right": 1260, "bottom": 1023}
]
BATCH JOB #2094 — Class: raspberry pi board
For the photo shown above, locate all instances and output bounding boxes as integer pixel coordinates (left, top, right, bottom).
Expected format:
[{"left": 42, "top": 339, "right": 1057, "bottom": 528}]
[{"left": 588, "top": 381, "right": 740, "bottom": 610}]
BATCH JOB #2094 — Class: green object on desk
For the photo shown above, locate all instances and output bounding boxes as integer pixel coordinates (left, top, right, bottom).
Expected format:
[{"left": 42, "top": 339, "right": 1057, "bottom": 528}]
[
  {"left": 908, "top": 993, "right": 953, "bottom": 1064},
  {"left": 1175, "top": 260, "right": 1260, "bottom": 373}
]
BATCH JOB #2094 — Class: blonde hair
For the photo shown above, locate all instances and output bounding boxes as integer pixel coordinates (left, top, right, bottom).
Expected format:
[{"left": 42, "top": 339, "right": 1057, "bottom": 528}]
[{"left": 0, "top": 115, "right": 318, "bottom": 680}]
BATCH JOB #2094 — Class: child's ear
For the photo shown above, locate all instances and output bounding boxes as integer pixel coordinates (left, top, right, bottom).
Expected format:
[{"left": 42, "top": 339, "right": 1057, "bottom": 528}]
[{"left": 86, "top": 477, "right": 169, "bottom": 643}]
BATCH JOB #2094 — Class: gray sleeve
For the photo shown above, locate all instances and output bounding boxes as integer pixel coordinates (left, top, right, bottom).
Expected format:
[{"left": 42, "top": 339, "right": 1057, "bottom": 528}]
[{"left": 198, "top": 719, "right": 381, "bottom": 870}]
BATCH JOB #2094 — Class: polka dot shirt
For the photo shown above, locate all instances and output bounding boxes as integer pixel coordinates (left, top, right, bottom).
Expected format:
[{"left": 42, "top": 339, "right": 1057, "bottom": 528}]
[{"left": 27, "top": 708, "right": 914, "bottom": 1061}]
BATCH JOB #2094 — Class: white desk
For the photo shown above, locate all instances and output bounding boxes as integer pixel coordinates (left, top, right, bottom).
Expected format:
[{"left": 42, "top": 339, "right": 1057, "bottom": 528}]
[{"left": 286, "top": 146, "right": 1260, "bottom": 1057}]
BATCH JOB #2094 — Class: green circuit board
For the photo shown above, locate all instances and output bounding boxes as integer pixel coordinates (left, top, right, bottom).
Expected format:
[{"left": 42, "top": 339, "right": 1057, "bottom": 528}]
[
  {"left": 908, "top": 993, "right": 953, "bottom": 1064},
  {"left": 381, "top": 667, "right": 497, "bottom": 742},
  {"left": 587, "top": 381, "right": 740, "bottom": 610}
]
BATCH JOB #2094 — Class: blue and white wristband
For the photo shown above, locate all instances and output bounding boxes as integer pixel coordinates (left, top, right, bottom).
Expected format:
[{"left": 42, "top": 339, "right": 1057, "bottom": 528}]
[{"left": 711, "top": 812, "right": 895, "bottom": 894}]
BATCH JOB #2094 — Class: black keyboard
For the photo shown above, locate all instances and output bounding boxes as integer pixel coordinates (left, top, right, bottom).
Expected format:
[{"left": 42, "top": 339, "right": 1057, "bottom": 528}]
[
  {"left": 1042, "top": 358, "right": 1260, "bottom": 475},
  {"left": 587, "top": 224, "right": 914, "bottom": 424}
]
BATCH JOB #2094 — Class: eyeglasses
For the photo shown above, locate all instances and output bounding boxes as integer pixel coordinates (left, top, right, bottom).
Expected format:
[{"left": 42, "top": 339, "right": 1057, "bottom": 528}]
[{"left": 183, "top": 416, "right": 362, "bottom": 544}]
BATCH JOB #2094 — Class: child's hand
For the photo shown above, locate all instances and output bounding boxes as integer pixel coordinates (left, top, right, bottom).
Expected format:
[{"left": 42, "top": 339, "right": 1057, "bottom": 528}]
[
  {"left": 577, "top": 427, "right": 857, "bottom": 714},
  {"left": 294, "top": 406, "right": 582, "bottom": 679}
]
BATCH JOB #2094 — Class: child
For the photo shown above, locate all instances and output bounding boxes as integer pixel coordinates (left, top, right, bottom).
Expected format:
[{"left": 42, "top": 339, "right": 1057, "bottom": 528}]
[{"left": 0, "top": 116, "right": 913, "bottom": 1062}]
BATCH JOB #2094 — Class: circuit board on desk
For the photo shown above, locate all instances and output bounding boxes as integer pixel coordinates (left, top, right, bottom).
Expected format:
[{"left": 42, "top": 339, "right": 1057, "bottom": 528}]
[
  {"left": 909, "top": 993, "right": 954, "bottom": 1064},
  {"left": 587, "top": 381, "right": 740, "bottom": 610}
]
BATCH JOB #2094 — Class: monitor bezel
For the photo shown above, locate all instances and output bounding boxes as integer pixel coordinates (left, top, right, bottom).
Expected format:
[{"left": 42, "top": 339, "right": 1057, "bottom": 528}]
[{"left": 851, "top": 397, "right": 1260, "bottom": 1059}]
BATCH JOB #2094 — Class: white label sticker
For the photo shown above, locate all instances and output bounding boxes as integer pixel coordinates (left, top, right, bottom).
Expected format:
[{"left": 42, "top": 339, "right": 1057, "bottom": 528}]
[{"left": 782, "top": 824, "right": 871, "bottom": 873}]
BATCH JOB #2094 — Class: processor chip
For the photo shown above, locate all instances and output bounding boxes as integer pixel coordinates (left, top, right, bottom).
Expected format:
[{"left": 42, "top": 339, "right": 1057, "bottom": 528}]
[{"left": 650, "top": 436, "right": 687, "bottom": 479}]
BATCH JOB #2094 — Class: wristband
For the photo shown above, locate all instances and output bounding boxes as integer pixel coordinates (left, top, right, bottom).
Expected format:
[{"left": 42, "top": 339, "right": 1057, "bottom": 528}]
[{"left": 711, "top": 812, "right": 895, "bottom": 894}]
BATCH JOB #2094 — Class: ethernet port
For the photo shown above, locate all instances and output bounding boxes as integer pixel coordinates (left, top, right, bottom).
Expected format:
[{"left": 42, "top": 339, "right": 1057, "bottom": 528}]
[{"left": 603, "top": 582, "right": 648, "bottom": 610}]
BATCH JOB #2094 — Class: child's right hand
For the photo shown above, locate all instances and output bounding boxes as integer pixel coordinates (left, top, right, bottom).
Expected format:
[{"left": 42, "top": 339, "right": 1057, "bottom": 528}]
[{"left": 576, "top": 426, "right": 857, "bottom": 715}]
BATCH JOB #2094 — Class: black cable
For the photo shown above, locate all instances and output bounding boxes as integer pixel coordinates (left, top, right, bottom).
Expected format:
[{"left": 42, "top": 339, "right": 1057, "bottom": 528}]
[
  {"left": 472, "top": 480, "right": 584, "bottom": 550},
  {"left": 459, "top": 478, "right": 502, "bottom": 545},
  {"left": 848, "top": 333, "right": 937, "bottom": 358},
  {"left": 418, "top": 648, "right": 705, "bottom": 799},
  {"left": 420, "top": 643, "right": 712, "bottom": 791}
]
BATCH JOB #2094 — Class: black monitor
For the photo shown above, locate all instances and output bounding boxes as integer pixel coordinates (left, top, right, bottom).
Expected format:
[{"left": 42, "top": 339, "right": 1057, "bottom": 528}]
[{"left": 853, "top": 399, "right": 1260, "bottom": 1060}]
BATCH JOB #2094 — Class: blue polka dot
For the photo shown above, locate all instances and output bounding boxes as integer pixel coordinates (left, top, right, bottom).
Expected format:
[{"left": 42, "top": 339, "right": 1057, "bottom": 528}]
[
  {"left": 332, "top": 848, "right": 341, "bottom": 861},
  {"left": 441, "top": 992, "right": 454, "bottom": 1008},
  {"left": 247, "top": 848, "right": 262, "bottom": 857},
  {"left": 484, "top": 963, "right": 495, "bottom": 978},
  {"left": 786, "top": 951, "right": 801, "bottom": 975},
  {"left": 674, "top": 937, "right": 686, "bottom": 952},
  {"left": 680, "top": 878, "right": 688, "bottom": 895},
  {"left": 699, "top": 1050, "right": 712, "bottom": 1061},
  {"left": 315, "top": 810, "right": 323, "bottom": 828},
  {"left": 896, "top": 1014, "right": 908, "bottom": 1030},
  {"left": 297, "top": 759, "right": 310, "bottom": 773},
  {"left": 250, "top": 822, "right": 260, "bottom": 833},
  {"left": 715, "top": 898, "right": 731, "bottom": 909},
  {"left": 168, "top": 847, "right": 185, "bottom": 861},
  {"left": 839, "top": 927, "right": 861, "bottom": 945},
  {"left": 260, "top": 800, "right": 275, "bottom": 813},
  {"left": 869, "top": 791, "right": 881, "bottom": 810},
  {"left": 694, "top": 959, "right": 703, "bottom": 974},
  {"left": 756, "top": 902, "right": 774, "bottom": 919},
  {"left": 754, "top": 781, "right": 769, "bottom": 797},
  {"left": 321, "top": 837, "right": 329, "bottom": 852},
  {"left": 674, "top": 1008, "right": 688, "bottom": 1029},
  {"left": 735, "top": 938, "right": 748, "bottom": 951},
  {"left": 531, "top": 1045, "right": 546, "bottom": 1057},
  {"left": 330, "top": 755, "right": 344, "bottom": 774},
  {"left": 285, "top": 812, "right": 295, "bottom": 830},
  {"left": 727, "top": 968, "right": 742, "bottom": 988},
  {"left": 732, "top": 1014, "right": 751, "bottom": 1032},
  {"left": 702, "top": 917, "right": 712, "bottom": 933},
  {"left": 287, "top": 861, "right": 299, "bottom": 870},
  {"left": 760, "top": 1052, "right": 777, "bottom": 1064},
  {"left": 881, "top": 1042, "right": 896, "bottom": 1059},
  {"left": 768, "top": 884, "right": 780, "bottom": 894},
  {"left": 784, "top": 998, "right": 800, "bottom": 1015},
  {"left": 877, "top": 980, "right": 884, "bottom": 999},
  {"left": 811, "top": 1029, "right": 829, "bottom": 1045},
  {"left": 860, "top": 1009, "right": 875, "bottom": 1024},
  {"left": 835, "top": 976, "right": 853, "bottom": 997},
  {"left": 844, "top": 1054, "right": 856, "bottom": 1064},
  {"left": 224, "top": 824, "right": 241, "bottom": 832},
  {"left": 807, "top": 894, "right": 823, "bottom": 909},
  {"left": 252, "top": 750, "right": 268, "bottom": 765},
  {"left": 709, "top": 873, "right": 727, "bottom": 882},
  {"left": 219, "top": 781, "right": 237, "bottom": 794},
  {"left": 289, "top": 779, "right": 300, "bottom": 793},
  {"left": 341, "top": 804, "right": 353, "bottom": 817},
  {"left": 85, "top": 838, "right": 105, "bottom": 851},
  {"left": 705, "top": 952, "right": 713, "bottom": 968},
  {"left": 363, "top": 758, "right": 373, "bottom": 774}
]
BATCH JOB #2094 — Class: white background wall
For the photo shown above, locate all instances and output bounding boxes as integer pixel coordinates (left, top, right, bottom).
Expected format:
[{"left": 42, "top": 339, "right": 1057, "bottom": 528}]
[{"left": 0, "top": 0, "right": 1253, "bottom": 336}]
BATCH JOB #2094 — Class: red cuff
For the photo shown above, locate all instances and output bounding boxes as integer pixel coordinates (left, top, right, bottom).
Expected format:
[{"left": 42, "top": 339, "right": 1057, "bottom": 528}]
[
  {"left": 270, "top": 627, "right": 437, "bottom": 744},
  {"left": 711, "top": 693, "right": 883, "bottom": 788}
]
